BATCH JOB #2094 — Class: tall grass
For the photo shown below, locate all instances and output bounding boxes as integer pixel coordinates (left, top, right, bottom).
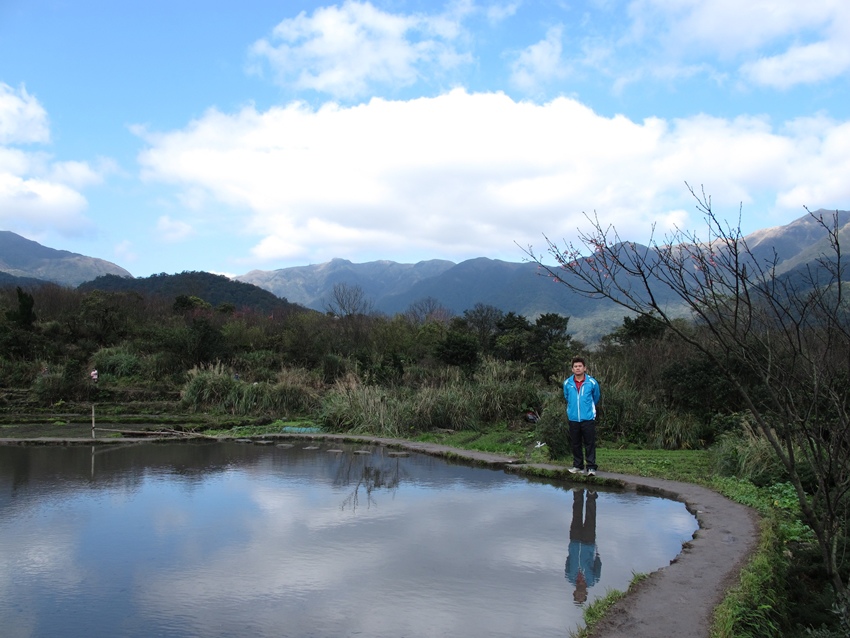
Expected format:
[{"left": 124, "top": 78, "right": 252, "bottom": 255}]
[
  {"left": 712, "top": 423, "right": 816, "bottom": 490},
  {"left": 181, "top": 364, "right": 320, "bottom": 417},
  {"left": 318, "top": 359, "right": 544, "bottom": 437},
  {"left": 318, "top": 376, "right": 412, "bottom": 437},
  {"left": 710, "top": 507, "right": 789, "bottom": 638},
  {"left": 92, "top": 346, "right": 143, "bottom": 378}
]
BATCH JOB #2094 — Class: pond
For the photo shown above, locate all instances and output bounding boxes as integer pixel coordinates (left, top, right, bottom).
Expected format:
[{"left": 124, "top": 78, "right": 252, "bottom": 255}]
[{"left": 0, "top": 440, "right": 698, "bottom": 637}]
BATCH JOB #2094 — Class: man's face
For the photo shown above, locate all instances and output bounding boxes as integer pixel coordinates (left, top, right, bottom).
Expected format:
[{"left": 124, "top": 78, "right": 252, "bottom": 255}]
[{"left": 572, "top": 362, "right": 586, "bottom": 376}]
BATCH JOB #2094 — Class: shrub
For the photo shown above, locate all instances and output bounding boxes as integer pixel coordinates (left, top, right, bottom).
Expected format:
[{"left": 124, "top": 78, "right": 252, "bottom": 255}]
[
  {"left": 318, "top": 377, "right": 411, "bottom": 436},
  {"left": 713, "top": 425, "right": 795, "bottom": 488},
  {"left": 181, "top": 365, "right": 320, "bottom": 417},
  {"left": 535, "top": 391, "right": 570, "bottom": 460},
  {"left": 0, "top": 358, "right": 39, "bottom": 387},
  {"left": 474, "top": 358, "right": 542, "bottom": 423},
  {"left": 408, "top": 384, "right": 479, "bottom": 432},
  {"left": 92, "top": 346, "right": 143, "bottom": 378},
  {"left": 230, "top": 349, "right": 282, "bottom": 383}
]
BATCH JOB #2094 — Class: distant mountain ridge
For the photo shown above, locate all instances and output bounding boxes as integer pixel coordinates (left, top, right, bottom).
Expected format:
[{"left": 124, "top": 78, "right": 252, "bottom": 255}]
[
  {"left": 2, "top": 209, "right": 847, "bottom": 343},
  {"left": 237, "top": 258, "right": 456, "bottom": 311},
  {"left": 0, "top": 231, "right": 131, "bottom": 287},
  {"left": 236, "top": 209, "right": 850, "bottom": 341}
]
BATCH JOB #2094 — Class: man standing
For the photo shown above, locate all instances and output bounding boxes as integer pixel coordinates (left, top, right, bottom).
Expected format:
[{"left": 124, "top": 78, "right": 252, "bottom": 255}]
[{"left": 563, "top": 357, "right": 601, "bottom": 476}]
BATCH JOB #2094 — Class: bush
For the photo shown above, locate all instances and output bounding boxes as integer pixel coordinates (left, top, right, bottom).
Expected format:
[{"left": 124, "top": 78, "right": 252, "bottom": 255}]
[
  {"left": 408, "top": 384, "right": 478, "bottom": 432},
  {"left": 181, "top": 366, "right": 320, "bottom": 417},
  {"left": 230, "top": 349, "right": 281, "bottom": 383},
  {"left": 318, "top": 377, "right": 411, "bottom": 436},
  {"left": 317, "top": 366, "right": 541, "bottom": 436},
  {"left": 712, "top": 426, "right": 818, "bottom": 492},
  {"left": 534, "top": 391, "right": 570, "bottom": 460},
  {"left": 475, "top": 358, "right": 542, "bottom": 423},
  {"left": 92, "top": 346, "right": 143, "bottom": 378},
  {"left": 0, "top": 358, "right": 39, "bottom": 387}
]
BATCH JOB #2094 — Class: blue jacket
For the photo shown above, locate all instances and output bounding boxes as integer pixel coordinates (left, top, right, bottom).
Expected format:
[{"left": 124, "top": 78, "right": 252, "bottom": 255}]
[
  {"left": 563, "top": 374, "right": 601, "bottom": 422},
  {"left": 565, "top": 540, "right": 602, "bottom": 587}
]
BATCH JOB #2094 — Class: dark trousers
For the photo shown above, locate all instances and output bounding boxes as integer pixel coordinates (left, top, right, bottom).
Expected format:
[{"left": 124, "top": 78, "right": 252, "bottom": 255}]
[{"left": 569, "top": 420, "right": 597, "bottom": 470}]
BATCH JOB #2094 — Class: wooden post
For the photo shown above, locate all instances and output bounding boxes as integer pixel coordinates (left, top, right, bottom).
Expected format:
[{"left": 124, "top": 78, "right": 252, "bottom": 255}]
[{"left": 91, "top": 404, "right": 95, "bottom": 439}]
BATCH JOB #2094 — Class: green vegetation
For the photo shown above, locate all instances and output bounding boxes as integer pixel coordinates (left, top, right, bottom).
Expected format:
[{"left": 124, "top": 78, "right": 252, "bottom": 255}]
[
  {"left": 0, "top": 247, "right": 848, "bottom": 637},
  {"left": 569, "top": 573, "right": 649, "bottom": 638}
]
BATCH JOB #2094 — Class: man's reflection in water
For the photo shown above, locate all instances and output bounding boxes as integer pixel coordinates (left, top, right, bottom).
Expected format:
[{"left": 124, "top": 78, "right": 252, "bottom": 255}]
[{"left": 565, "top": 489, "right": 602, "bottom": 605}]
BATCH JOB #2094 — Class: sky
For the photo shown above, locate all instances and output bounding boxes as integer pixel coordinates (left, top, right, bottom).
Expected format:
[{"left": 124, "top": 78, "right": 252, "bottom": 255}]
[{"left": 1, "top": 0, "right": 849, "bottom": 278}]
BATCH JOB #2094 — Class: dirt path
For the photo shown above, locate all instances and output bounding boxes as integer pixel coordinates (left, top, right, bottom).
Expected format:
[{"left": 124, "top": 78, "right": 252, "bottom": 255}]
[{"left": 1, "top": 434, "right": 759, "bottom": 637}]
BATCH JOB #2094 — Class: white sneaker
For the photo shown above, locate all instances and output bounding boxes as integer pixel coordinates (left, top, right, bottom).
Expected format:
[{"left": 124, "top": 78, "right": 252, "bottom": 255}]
[
  {"left": 587, "top": 468, "right": 596, "bottom": 477},
  {"left": 568, "top": 467, "right": 585, "bottom": 474}
]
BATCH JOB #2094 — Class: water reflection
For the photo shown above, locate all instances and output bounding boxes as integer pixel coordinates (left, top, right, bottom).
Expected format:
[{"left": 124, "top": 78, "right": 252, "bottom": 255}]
[
  {"left": 333, "top": 450, "right": 404, "bottom": 511},
  {"left": 566, "top": 489, "right": 602, "bottom": 605},
  {"left": 0, "top": 441, "right": 698, "bottom": 638}
]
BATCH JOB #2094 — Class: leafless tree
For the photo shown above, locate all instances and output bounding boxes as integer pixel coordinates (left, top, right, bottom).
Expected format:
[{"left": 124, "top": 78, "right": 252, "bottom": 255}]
[
  {"left": 324, "top": 282, "right": 374, "bottom": 318},
  {"left": 403, "top": 296, "right": 452, "bottom": 326},
  {"left": 525, "top": 185, "right": 850, "bottom": 607}
]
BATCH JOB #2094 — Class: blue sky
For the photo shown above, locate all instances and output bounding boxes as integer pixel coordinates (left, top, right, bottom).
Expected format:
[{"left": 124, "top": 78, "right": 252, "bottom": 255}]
[{"left": 1, "top": 0, "right": 849, "bottom": 278}]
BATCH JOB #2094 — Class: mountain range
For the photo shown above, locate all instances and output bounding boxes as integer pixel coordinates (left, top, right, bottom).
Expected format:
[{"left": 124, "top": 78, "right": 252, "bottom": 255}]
[
  {"left": 0, "top": 230, "right": 131, "bottom": 287},
  {"left": 1, "top": 209, "right": 847, "bottom": 342}
]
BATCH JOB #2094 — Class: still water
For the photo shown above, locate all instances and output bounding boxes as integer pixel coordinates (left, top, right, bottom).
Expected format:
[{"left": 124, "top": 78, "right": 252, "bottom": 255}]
[{"left": 0, "top": 441, "right": 698, "bottom": 637}]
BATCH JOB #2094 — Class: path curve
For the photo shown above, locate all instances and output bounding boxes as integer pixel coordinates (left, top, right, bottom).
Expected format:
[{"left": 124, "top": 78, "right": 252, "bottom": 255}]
[
  {"left": 313, "top": 434, "right": 760, "bottom": 638},
  {"left": 1, "top": 433, "right": 760, "bottom": 638}
]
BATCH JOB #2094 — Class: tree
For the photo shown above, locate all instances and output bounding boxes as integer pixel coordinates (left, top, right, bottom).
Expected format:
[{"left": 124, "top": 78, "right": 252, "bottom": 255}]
[
  {"left": 531, "top": 313, "right": 573, "bottom": 381},
  {"left": 436, "top": 326, "right": 480, "bottom": 373},
  {"left": 404, "top": 296, "right": 452, "bottom": 326},
  {"left": 526, "top": 186, "right": 850, "bottom": 612},
  {"left": 493, "top": 312, "right": 533, "bottom": 361},
  {"left": 605, "top": 313, "right": 666, "bottom": 346},
  {"left": 462, "top": 303, "right": 504, "bottom": 353},
  {"left": 324, "top": 283, "right": 373, "bottom": 318},
  {"left": 6, "top": 287, "right": 36, "bottom": 329}
]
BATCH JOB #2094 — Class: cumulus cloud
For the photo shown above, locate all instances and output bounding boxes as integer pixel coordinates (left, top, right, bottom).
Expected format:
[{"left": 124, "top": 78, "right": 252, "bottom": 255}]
[
  {"left": 624, "top": 0, "right": 850, "bottom": 89},
  {"left": 510, "top": 25, "right": 567, "bottom": 92},
  {"left": 0, "top": 173, "right": 92, "bottom": 235},
  {"left": 0, "top": 82, "right": 50, "bottom": 144},
  {"left": 134, "top": 89, "right": 850, "bottom": 266},
  {"left": 486, "top": 1, "right": 521, "bottom": 24},
  {"left": 0, "top": 83, "right": 107, "bottom": 237},
  {"left": 156, "top": 215, "right": 195, "bottom": 243},
  {"left": 114, "top": 240, "right": 138, "bottom": 264},
  {"left": 250, "top": 0, "right": 472, "bottom": 99},
  {"left": 742, "top": 39, "right": 850, "bottom": 89}
]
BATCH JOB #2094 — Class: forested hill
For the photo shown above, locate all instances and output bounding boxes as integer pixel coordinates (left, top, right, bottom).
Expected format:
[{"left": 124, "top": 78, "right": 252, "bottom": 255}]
[{"left": 78, "top": 271, "right": 308, "bottom": 315}]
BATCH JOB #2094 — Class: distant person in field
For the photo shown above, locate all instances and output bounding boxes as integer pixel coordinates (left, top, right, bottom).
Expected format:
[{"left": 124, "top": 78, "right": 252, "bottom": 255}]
[{"left": 563, "top": 356, "right": 601, "bottom": 476}]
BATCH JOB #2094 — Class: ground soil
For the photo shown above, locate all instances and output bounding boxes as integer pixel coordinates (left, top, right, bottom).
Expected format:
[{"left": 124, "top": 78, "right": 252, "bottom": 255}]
[{"left": 0, "top": 431, "right": 759, "bottom": 638}]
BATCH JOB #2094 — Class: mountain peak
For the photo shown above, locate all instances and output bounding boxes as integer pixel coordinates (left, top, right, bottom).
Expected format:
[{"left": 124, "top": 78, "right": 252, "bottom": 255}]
[{"left": 0, "top": 231, "right": 132, "bottom": 287}]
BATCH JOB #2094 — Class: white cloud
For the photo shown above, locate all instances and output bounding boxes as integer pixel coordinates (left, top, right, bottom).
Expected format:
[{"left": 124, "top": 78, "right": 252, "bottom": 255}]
[
  {"left": 623, "top": 0, "right": 850, "bottom": 89},
  {"left": 114, "top": 240, "right": 138, "bottom": 264},
  {"left": 510, "top": 25, "right": 567, "bottom": 92},
  {"left": 0, "top": 83, "right": 49, "bottom": 145},
  {"left": 0, "top": 173, "right": 92, "bottom": 235},
  {"left": 742, "top": 39, "right": 850, "bottom": 89},
  {"left": 135, "top": 89, "right": 850, "bottom": 266},
  {"left": 0, "top": 83, "right": 113, "bottom": 238},
  {"left": 486, "top": 1, "right": 522, "bottom": 24},
  {"left": 156, "top": 215, "right": 195, "bottom": 243},
  {"left": 250, "top": 0, "right": 472, "bottom": 99},
  {"left": 49, "top": 160, "right": 107, "bottom": 188}
]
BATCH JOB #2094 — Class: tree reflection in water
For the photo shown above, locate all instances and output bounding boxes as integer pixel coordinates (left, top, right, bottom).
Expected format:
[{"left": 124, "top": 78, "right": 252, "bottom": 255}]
[{"left": 334, "top": 448, "right": 406, "bottom": 512}]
